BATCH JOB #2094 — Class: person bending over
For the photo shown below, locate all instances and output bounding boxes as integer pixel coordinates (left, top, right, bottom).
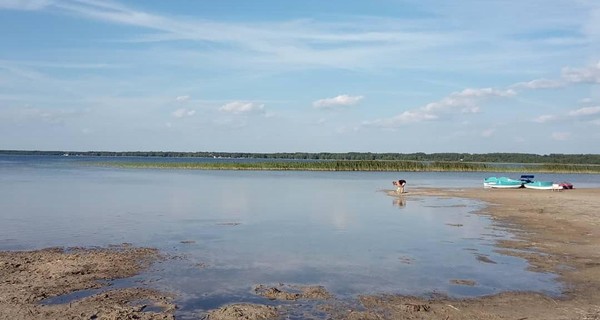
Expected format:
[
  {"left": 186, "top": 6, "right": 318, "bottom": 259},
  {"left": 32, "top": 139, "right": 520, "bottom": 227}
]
[{"left": 393, "top": 179, "right": 407, "bottom": 194}]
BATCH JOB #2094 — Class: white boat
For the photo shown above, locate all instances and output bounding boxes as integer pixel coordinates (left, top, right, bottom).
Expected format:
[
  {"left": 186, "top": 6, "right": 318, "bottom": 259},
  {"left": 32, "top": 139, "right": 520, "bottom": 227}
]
[{"left": 524, "top": 181, "right": 560, "bottom": 190}]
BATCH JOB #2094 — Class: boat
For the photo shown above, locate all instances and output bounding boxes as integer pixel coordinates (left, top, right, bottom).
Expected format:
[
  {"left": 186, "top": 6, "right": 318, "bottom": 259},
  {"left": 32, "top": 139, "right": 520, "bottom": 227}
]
[
  {"left": 524, "top": 181, "right": 557, "bottom": 190},
  {"left": 520, "top": 175, "right": 535, "bottom": 183},
  {"left": 559, "top": 182, "right": 574, "bottom": 189},
  {"left": 484, "top": 177, "right": 524, "bottom": 189}
]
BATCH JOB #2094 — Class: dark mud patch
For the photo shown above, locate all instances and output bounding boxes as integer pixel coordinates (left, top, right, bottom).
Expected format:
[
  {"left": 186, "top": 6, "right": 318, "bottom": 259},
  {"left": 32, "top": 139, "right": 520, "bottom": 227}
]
[
  {"left": 450, "top": 279, "right": 477, "bottom": 286},
  {"left": 202, "top": 303, "right": 278, "bottom": 320},
  {"left": 254, "top": 284, "right": 332, "bottom": 301},
  {"left": 0, "top": 245, "right": 174, "bottom": 319},
  {"left": 476, "top": 254, "right": 497, "bottom": 264}
]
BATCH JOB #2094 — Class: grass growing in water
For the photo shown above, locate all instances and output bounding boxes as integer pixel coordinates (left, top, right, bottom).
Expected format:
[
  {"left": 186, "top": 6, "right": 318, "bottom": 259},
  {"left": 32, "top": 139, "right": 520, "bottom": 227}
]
[{"left": 93, "top": 160, "right": 600, "bottom": 173}]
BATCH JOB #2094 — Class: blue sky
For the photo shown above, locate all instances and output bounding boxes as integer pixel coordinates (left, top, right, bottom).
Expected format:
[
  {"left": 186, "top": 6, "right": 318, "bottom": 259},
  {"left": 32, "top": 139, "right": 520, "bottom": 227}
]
[{"left": 0, "top": 0, "right": 599, "bottom": 153}]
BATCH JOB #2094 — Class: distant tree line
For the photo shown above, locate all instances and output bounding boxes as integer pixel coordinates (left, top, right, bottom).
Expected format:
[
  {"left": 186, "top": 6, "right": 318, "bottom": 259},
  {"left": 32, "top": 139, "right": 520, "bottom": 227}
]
[{"left": 2, "top": 150, "right": 600, "bottom": 165}]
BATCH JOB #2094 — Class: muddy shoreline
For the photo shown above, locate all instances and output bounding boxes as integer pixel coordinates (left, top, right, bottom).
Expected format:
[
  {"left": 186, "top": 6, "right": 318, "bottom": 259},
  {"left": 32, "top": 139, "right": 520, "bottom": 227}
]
[
  {"left": 0, "top": 245, "right": 176, "bottom": 320},
  {"left": 2, "top": 188, "right": 599, "bottom": 319}
]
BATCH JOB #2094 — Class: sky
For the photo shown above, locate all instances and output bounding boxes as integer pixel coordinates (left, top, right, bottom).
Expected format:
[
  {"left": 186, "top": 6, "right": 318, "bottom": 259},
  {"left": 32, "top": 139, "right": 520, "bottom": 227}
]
[{"left": 0, "top": 0, "right": 599, "bottom": 153}]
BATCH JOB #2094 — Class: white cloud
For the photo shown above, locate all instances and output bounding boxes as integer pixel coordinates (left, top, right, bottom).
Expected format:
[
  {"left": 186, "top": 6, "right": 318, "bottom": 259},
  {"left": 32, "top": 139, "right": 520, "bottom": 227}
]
[
  {"left": 172, "top": 108, "right": 195, "bottom": 118},
  {"left": 313, "top": 95, "right": 364, "bottom": 109},
  {"left": 175, "top": 95, "right": 190, "bottom": 102},
  {"left": 552, "top": 132, "right": 571, "bottom": 141},
  {"left": 562, "top": 61, "right": 600, "bottom": 84},
  {"left": 219, "top": 101, "right": 265, "bottom": 114},
  {"left": 533, "top": 114, "right": 557, "bottom": 123},
  {"left": 579, "top": 98, "right": 593, "bottom": 104},
  {"left": 568, "top": 106, "right": 600, "bottom": 117},
  {"left": 510, "top": 79, "right": 564, "bottom": 90},
  {"left": 422, "top": 88, "right": 515, "bottom": 113},
  {"left": 365, "top": 87, "right": 514, "bottom": 128}
]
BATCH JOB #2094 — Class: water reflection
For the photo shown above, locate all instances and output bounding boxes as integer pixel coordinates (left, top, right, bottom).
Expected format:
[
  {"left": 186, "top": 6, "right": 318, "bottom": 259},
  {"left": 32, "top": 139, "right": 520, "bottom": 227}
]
[
  {"left": 0, "top": 156, "right": 564, "bottom": 311},
  {"left": 393, "top": 196, "right": 406, "bottom": 208}
]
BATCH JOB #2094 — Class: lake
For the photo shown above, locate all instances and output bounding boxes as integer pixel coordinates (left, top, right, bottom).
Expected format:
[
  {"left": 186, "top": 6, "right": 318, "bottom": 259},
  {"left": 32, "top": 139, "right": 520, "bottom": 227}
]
[{"left": 2, "top": 155, "right": 599, "bottom": 316}]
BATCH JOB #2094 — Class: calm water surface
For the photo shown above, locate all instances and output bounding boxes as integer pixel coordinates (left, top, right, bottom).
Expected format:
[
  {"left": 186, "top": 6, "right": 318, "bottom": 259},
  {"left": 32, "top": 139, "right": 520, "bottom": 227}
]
[{"left": 2, "top": 155, "right": 599, "bottom": 315}]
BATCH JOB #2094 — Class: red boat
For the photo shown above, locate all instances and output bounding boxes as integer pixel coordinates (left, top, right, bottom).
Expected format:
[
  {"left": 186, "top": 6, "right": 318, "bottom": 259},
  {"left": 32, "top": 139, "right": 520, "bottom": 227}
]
[{"left": 559, "top": 182, "right": 574, "bottom": 189}]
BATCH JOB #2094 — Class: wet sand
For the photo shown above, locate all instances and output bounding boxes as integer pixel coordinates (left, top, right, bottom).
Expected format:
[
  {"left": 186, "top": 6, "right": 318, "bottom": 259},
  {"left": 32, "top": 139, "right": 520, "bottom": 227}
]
[
  {"left": 2, "top": 188, "right": 600, "bottom": 319},
  {"left": 0, "top": 245, "right": 175, "bottom": 320},
  {"left": 343, "top": 187, "right": 600, "bottom": 320}
]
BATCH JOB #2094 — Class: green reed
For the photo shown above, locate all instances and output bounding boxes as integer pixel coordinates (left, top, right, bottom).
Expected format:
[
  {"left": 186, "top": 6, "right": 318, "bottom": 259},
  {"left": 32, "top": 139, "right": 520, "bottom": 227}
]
[{"left": 89, "top": 160, "right": 600, "bottom": 173}]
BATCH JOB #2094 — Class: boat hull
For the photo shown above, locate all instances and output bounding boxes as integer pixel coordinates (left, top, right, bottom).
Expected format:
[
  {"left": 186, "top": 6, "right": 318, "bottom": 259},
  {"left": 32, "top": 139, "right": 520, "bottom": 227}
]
[
  {"left": 489, "top": 183, "right": 523, "bottom": 189},
  {"left": 524, "top": 181, "right": 558, "bottom": 190}
]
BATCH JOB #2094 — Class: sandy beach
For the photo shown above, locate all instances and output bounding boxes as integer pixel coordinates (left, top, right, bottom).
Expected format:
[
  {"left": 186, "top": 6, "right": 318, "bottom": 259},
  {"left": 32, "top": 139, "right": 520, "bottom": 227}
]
[
  {"left": 1, "top": 188, "right": 599, "bottom": 319},
  {"left": 328, "top": 187, "right": 600, "bottom": 320}
]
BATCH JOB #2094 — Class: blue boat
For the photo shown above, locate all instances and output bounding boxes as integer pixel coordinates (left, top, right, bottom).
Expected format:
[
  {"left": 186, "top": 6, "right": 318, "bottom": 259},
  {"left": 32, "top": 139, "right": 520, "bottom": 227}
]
[
  {"left": 524, "top": 181, "right": 556, "bottom": 190},
  {"left": 520, "top": 175, "right": 535, "bottom": 183},
  {"left": 484, "top": 177, "right": 524, "bottom": 189}
]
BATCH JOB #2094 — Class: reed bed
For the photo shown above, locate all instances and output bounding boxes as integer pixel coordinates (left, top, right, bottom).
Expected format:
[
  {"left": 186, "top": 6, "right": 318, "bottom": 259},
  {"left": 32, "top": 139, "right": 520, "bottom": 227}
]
[{"left": 93, "top": 160, "right": 600, "bottom": 173}]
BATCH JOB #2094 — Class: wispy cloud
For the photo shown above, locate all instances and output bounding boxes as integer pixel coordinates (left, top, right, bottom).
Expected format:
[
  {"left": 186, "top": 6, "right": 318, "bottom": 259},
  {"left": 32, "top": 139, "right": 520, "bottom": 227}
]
[
  {"left": 175, "top": 95, "right": 190, "bottom": 102},
  {"left": 0, "top": 0, "right": 468, "bottom": 72},
  {"left": 562, "top": 61, "right": 600, "bottom": 84},
  {"left": 364, "top": 88, "right": 514, "bottom": 128},
  {"left": 568, "top": 106, "right": 600, "bottom": 117},
  {"left": 366, "top": 59, "right": 600, "bottom": 130},
  {"left": 533, "top": 106, "right": 600, "bottom": 125},
  {"left": 533, "top": 114, "right": 557, "bottom": 123},
  {"left": 313, "top": 94, "right": 363, "bottom": 109},
  {"left": 510, "top": 78, "right": 564, "bottom": 90},
  {"left": 422, "top": 88, "right": 515, "bottom": 113},
  {"left": 219, "top": 101, "right": 265, "bottom": 115},
  {"left": 4, "top": 0, "right": 597, "bottom": 75},
  {"left": 172, "top": 108, "right": 195, "bottom": 118}
]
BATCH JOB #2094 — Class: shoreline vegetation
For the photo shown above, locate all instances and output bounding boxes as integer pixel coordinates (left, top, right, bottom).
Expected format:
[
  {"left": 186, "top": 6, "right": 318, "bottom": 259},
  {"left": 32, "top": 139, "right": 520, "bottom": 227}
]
[
  {"left": 94, "top": 160, "right": 600, "bottom": 173},
  {"left": 3, "top": 150, "right": 600, "bottom": 173},
  {"left": 2, "top": 150, "right": 600, "bottom": 165}
]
